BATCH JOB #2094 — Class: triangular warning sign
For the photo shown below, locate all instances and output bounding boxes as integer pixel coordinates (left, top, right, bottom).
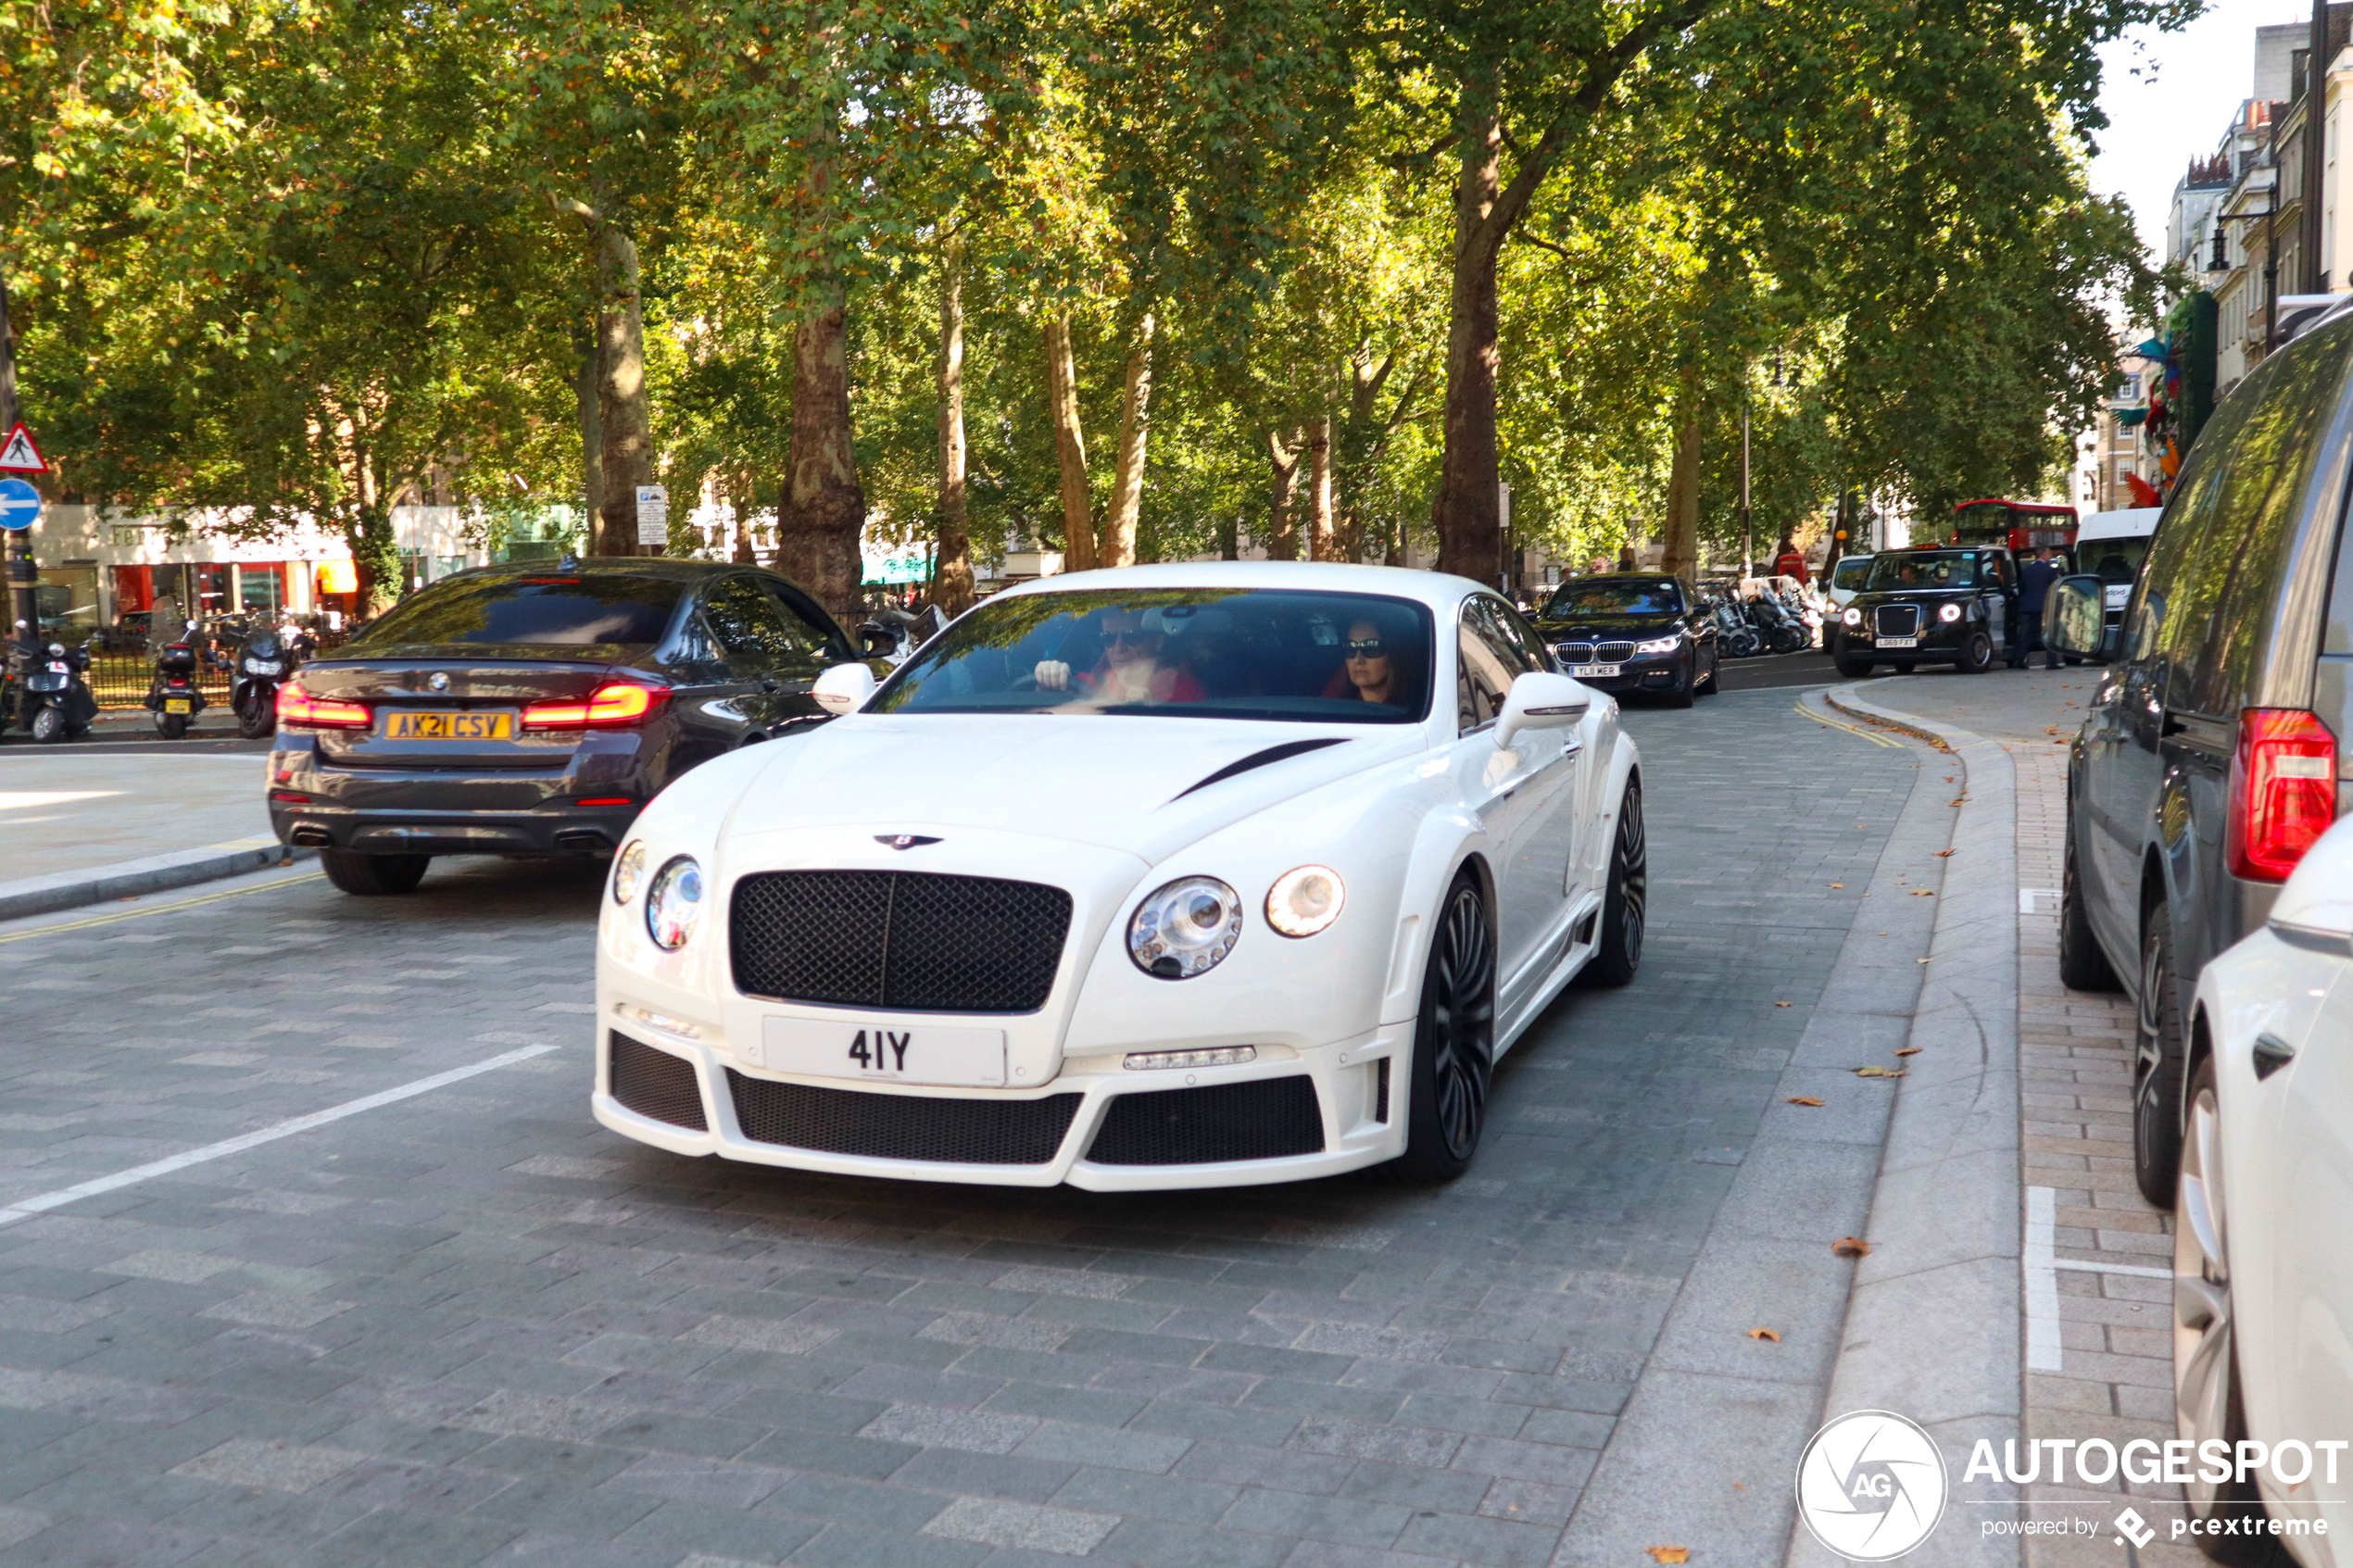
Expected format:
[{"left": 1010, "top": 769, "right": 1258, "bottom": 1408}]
[{"left": 0, "top": 424, "right": 45, "bottom": 474}]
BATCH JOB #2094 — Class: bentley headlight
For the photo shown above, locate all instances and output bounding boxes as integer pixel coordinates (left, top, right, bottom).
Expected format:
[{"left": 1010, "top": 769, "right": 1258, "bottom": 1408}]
[
  {"left": 1128, "top": 876, "right": 1242, "bottom": 979},
  {"left": 646, "top": 856, "right": 703, "bottom": 949},
  {"left": 1266, "top": 865, "right": 1345, "bottom": 937},
  {"left": 1632, "top": 634, "right": 1680, "bottom": 655},
  {"left": 613, "top": 840, "right": 648, "bottom": 904},
  {"left": 1938, "top": 602, "right": 1963, "bottom": 623},
  {"left": 1842, "top": 607, "right": 1863, "bottom": 627}
]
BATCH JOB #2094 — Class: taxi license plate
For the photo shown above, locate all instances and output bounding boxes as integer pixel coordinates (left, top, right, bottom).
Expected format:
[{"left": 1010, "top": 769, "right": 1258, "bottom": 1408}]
[
  {"left": 1584, "top": 663, "right": 1622, "bottom": 678},
  {"left": 384, "top": 710, "right": 515, "bottom": 741},
  {"left": 1876, "top": 636, "right": 1919, "bottom": 649},
  {"left": 163, "top": 698, "right": 192, "bottom": 714},
  {"left": 761, "top": 1018, "right": 1008, "bottom": 1087}
]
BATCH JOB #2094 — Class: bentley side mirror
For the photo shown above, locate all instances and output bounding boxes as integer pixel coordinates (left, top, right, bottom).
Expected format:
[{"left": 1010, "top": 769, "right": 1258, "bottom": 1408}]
[
  {"left": 2043, "top": 576, "right": 2111, "bottom": 663},
  {"left": 1494, "top": 671, "right": 1592, "bottom": 751},
  {"left": 812, "top": 661, "right": 877, "bottom": 715}
]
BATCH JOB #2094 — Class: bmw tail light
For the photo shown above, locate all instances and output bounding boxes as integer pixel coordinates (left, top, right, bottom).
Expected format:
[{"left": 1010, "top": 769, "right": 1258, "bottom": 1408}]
[
  {"left": 2226, "top": 708, "right": 2340, "bottom": 882},
  {"left": 522, "top": 682, "right": 670, "bottom": 730},
  {"left": 278, "top": 682, "right": 371, "bottom": 729}
]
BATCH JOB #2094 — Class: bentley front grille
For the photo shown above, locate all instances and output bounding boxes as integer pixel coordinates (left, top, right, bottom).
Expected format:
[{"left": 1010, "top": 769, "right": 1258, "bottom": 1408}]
[
  {"left": 726, "top": 1072, "right": 1082, "bottom": 1164},
  {"left": 1087, "top": 1077, "right": 1326, "bottom": 1165},
  {"left": 731, "top": 871, "right": 1072, "bottom": 1013},
  {"left": 608, "top": 1032, "right": 708, "bottom": 1131}
]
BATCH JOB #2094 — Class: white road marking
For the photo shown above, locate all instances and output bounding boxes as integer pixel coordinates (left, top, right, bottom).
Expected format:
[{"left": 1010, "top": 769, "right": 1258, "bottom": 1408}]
[
  {"left": 2053, "top": 1257, "right": 2172, "bottom": 1280},
  {"left": 2024, "top": 1185, "right": 2065, "bottom": 1372},
  {"left": 2020, "top": 887, "right": 2059, "bottom": 913},
  {"left": 0, "top": 791, "right": 121, "bottom": 811},
  {"left": 0, "top": 1045, "right": 558, "bottom": 1229}
]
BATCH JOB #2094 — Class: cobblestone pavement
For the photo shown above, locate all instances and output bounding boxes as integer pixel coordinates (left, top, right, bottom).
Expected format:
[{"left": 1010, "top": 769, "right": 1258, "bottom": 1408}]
[{"left": 0, "top": 695, "right": 1921, "bottom": 1568}]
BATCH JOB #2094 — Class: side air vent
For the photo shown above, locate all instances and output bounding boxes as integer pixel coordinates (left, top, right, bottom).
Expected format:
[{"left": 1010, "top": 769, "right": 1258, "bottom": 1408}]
[{"left": 1171, "top": 738, "right": 1349, "bottom": 802}]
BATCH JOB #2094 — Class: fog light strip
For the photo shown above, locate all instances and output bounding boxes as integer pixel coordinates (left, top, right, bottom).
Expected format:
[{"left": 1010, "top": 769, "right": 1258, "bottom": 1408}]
[{"left": 1124, "top": 1046, "right": 1256, "bottom": 1071}]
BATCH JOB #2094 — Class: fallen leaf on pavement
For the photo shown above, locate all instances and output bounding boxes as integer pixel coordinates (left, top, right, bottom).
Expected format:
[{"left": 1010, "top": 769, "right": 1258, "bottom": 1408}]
[
  {"left": 1828, "top": 883, "right": 1844, "bottom": 888},
  {"left": 1747, "top": 1327, "right": 1780, "bottom": 1342},
  {"left": 1911, "top": 889, "right": 1934, "bottom": 897},
  {"left": 1832, "top": 1237, "right": 1871, "bottom": 1258},
  {"left": 1775, "top": 1000, "right": 1792, "bottom": 1008},
  {"left": 1784, "top": 1096, "right": 1824, "bottom": 1107},
  {"left": 1933, "top": 848, "right": 1957, "bottom": 858},
  {"left": 1895, "top": 1047, "right": 1921, "bottom": 1057},
  {"left": 1854, "top": 1065, "right": 1905, "bottom": 1077},
  {"left": 1646, "top": 1549, "right": 1692, "bottom": 1565}
]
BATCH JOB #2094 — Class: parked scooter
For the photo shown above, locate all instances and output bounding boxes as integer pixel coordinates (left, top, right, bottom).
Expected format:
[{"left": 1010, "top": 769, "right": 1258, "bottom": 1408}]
[
  {"left": 1706, "top": 590, "right": 1764, "bottom": 659},
  {"left": 144, "top": 621, "right": 208, "bottom": 739},
  {"left": 231, "top": 625, "right": 296, "bottom": 739},
  {"left": 6, "top": 622, "right": 97, "bottom": 743}
]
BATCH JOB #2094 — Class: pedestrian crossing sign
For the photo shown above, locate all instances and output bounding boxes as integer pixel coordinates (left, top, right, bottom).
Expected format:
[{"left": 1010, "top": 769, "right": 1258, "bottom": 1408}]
[{"left": 0, "top": 423, "right": 45, "bottom": 474}]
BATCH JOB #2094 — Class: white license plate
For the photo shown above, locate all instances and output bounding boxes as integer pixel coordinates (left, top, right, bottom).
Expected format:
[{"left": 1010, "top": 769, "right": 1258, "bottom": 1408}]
[
  {"left": 1583, "top": 663, "right": 1622, "bottom": 678},
  {"left": 1876, "top": 636, "right": 1918, "bottom": 648},
  {"left": 761, "top": 1017, "right": 1008, "bottom": 1086}
]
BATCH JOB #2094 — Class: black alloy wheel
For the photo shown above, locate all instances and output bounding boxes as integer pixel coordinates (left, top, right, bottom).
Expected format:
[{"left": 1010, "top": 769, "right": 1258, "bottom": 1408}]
[
  {"left": 1956, "top": 631, "right": 1994, "bottom": 674},
  {"left": 1390, "top": 873, "right": 1497, "bottom": 1182},
  {"left": 320, "top": 848, "right": 433, "bottom": 897},
  {"left": 1580, "top": 781, "right": 1646, "bottom": 988},
  {"left": 2133, "top": 905, "right": 2188, "bottom": 1207},
  {"left": 2057, "top": 823, "right": 2121, "bottom": 992}
]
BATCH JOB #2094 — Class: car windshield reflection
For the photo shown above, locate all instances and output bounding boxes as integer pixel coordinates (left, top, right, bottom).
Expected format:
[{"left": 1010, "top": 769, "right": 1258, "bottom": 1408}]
[
  {"left": 1865, "top": 552, "right": 1982, "bottom": 591},
  {"left": 870, "top": 589, "right": 1435, "bottom": 723}
]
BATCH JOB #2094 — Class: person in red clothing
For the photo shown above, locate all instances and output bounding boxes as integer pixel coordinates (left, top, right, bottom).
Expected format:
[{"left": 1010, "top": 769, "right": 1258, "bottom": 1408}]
[
  {"left": 1771, "top": 536, "right": 1809, "bottom": 585},
  {"left": 1035, "top": 607, "right": 1204, "bottom": 705}
]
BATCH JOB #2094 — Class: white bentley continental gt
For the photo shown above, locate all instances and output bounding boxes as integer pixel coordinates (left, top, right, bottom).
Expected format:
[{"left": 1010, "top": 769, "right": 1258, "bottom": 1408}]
[{"left": 593, "top": 562, "right": 1644, "bottom": 1189}]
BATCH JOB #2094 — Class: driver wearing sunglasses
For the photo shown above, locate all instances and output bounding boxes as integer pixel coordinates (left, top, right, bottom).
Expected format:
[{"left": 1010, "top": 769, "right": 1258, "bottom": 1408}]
[{"left": 1035, "top": 608, "right": 1205, "bottom": 705}]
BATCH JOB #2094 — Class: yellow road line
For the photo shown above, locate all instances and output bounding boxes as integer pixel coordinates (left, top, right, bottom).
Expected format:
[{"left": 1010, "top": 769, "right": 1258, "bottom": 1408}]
[
  {"left": 1794, "top": 698, "right": 1905, "bottom": 748},
  {"left": 0, "top": 869, "right": 326, "bottom": 945}
]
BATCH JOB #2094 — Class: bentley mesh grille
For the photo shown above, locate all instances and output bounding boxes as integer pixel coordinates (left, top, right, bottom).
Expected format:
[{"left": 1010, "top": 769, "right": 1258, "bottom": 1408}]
[
  {"left": 608, "top": 1032, "right": 708, "bottom": 1131},
  {"left": 730, "top": 871, "right": 1073, "bottom": 1013},
  {"left": 1087, "top": 1077, "right": 1326, "bottom": 1166},
  {"left": 725, "top": 1071, "right": 1081, "bottom": 1164},
  {"left": 1873, "top": 603, "right": 1920, "bottom": 637}
]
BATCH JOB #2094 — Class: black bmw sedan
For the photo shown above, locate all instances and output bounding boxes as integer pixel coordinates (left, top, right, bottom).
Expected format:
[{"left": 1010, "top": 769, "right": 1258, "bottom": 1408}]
[
  {"left": 1831, "top": 548, "right": 2020, "bottom": 676},
  {"left": 1531, "top": 573, "right": 1718, "bottom": 707},
  {"left": 269, "top": 558, "right": 881, "bottom": 895}
]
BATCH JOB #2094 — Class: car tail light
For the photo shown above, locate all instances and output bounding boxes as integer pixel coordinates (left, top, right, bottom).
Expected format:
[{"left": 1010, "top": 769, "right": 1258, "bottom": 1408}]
[
  {"left": 521, "top": 682, "right": 670, "bottom": 730},
  {"left": 270, "top": 790, "right": 310, "bottom": 804},
  {"left": 278, "top": 682, "right": 371, "bottom": 729},
  {"left": 2227, "top": 708, "right": 2340, "bottom": 882}
]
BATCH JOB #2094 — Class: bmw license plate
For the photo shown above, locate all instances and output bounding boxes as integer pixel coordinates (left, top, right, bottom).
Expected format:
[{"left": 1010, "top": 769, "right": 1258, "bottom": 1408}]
[
  {"left": 1584, "top": 663, "right": 1622, "bottom": 678},
  {"left": 383, "top": 710, "right": 515, "bottom": 740},
  {"left": 761, "top": 1018, "right": 1008, "bottom": 1087},
  {"left": 163, "top": 698, "right": 192, "bottom": 714},
  {"left": 1876, "top": 636, "right": 1919, "bottom": 649}
]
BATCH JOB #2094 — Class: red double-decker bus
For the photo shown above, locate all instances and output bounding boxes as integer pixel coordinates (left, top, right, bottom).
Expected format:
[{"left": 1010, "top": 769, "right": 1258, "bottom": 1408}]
[{"left": 1949, "top": 498, "right": 2078, "bottom": 553}]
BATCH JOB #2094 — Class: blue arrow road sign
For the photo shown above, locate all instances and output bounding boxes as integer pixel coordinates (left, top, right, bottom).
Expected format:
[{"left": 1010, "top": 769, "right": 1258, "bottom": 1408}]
[{"left": 0, "top": 478, "right": 40, "bottom": 532}]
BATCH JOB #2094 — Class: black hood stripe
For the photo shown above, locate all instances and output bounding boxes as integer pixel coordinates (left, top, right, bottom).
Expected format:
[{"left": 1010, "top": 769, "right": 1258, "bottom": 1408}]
[{"left": 1171, "top": 737, "right": 1350, "bottom": 802}]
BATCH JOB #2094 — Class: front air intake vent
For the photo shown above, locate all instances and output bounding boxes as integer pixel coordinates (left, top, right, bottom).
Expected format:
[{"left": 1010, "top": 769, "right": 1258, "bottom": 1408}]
[
  {"left": 608, "top": 1032, "right": 708, "bottom": 1131},
  {"left": 730, "top": 871, "right": 1071, "bottom": 1013},
  {"left": 726, "top": 1072, "right": 1081, "bottom": 1164},
  {"left": 1087, "top": 1077, "right": 1325, "bottom": 1166}
]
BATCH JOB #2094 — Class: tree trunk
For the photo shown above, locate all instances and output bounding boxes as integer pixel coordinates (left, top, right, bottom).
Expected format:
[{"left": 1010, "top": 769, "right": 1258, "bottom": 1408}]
[
  {"left": 775, "top": 265, "right": 867, "bottom": 622},
  {"left": 346, "top": 448, "right": 400, "bottom": 618},
  {"left": 732, "top": 503, "right": 756, "bottom": 564},
  {"left": 1429, "top": 90, "right": 1504, "bottom": 585},
  {"left": 573, "top": 322, "right": 604, "bottom": 542},
  {"left": 1661, "top": 369, "right": 1701, "bottom": 578},
  {"left": 1305, "top": 417, "right": 1334, "bottom": 560},
  {"left": 932, "top": 245, "right": 975, "bottom": 614},
  {"left": 1266, "top": 431, "right": 1302, "bottom": 560},
  {"left": 592, "top": 223, "right": 653, "bottom": 556},
  {"left": 1101, "top": 312, "right": 1154, "bottom": 570},
  {"left": 1044, "top": 318, "right": 1095, "bottom": 571}
]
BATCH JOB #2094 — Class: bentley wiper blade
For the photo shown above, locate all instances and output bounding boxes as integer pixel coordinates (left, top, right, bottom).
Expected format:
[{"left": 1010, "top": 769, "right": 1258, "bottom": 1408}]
[{"left": 1170, "top": 737, "right": 1350, "bottom": 801}]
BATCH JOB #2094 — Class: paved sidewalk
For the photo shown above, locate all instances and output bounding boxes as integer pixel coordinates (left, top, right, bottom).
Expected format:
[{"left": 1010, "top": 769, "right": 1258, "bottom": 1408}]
[{"left": 0, "top": 748, "right": 285, "bottom": 918}]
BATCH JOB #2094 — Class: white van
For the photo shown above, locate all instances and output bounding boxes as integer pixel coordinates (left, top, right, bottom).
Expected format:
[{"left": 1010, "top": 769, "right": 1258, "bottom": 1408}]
[
  {"left": 2074, "top": 508, "right": 2160, "bottom": 629},
  {"left": 1825, "top": 553, "right": 1874, "bottom": 611}
]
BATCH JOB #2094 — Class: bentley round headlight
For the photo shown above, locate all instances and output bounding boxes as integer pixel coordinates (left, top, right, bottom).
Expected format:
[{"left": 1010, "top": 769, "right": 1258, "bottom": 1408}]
[
  {"left": 645, "top": 856, "right": 703, "bottom": 949},
  {"left": 1128, "top": 876, "right": 1242, "bottom": 979},
  {"left": 1938, "top": 602, "right": 1963, "bottom": 623},
  {"left": 613, "top": 840, "right": 648, "bottom": 905},
  {"left": 1842, "top": 607, "right": 1863, "bottom": 627},
  {"left": 1266, "top": 865, "right": 1344, "bottom": 937}
]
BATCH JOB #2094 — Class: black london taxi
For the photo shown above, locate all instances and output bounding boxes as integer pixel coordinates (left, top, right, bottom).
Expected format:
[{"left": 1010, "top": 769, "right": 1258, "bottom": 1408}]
[{"left": 1831, "top": 547, "right": 2026, "bottom": 676}]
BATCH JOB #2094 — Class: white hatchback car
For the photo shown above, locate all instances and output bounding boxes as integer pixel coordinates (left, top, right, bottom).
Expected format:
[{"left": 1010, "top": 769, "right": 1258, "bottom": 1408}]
[
  {"left": 593, "top": 562, "right": 1642, "bottom": 1190},
  {"left": 2180, "top": 812, "right": 2353, "bottom": 1562}
]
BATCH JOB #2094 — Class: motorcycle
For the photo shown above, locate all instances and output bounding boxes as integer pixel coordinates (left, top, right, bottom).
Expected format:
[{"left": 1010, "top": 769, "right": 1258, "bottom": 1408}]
[
  {"left": 144, "top": 621, "right": 208, "bottom": 739},
  {"left": 231, "top": 626, "right": 296, "bottom": 739},
  {"left": 6, "top": 627, "right": 97, "bottom": 743},
  {"left": 1706, "top": 590, "right": 1764, "bottom": 659},
  {"left": 1748, "top": 588, "right": 1812, "bottom": 655}
]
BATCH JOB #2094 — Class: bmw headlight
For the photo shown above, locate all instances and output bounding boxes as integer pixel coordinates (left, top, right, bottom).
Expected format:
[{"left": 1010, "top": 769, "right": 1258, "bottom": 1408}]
[
  {"left": 1266, "top": 865, "right": 1345, "bottom": 937},
  {"left": 1938, "top": 602, "right": 1963, "bottom": 623},
  {"left": 1128, "top": 876, "right": 1242, "bottom": 979},
  {"left": 1842, "top": 607, "right": 1863, "bottom": 627},
  {"left": 645, "top": 856, "right": 703, "bottom": 949},
  {"left": 613, "top": 840, "right": 647, "bottom": 904},
  {"left": 1632, "top": 634, "right": 1680, "bottom": 655}
]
